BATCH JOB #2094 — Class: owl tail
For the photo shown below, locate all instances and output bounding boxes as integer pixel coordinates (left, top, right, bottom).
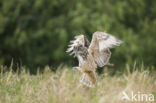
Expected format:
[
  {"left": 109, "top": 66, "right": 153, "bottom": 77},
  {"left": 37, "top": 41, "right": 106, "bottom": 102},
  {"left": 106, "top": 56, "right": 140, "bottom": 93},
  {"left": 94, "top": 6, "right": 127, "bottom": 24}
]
[{"left": 80, "top": 71, "right": 97, "bottom": 87}]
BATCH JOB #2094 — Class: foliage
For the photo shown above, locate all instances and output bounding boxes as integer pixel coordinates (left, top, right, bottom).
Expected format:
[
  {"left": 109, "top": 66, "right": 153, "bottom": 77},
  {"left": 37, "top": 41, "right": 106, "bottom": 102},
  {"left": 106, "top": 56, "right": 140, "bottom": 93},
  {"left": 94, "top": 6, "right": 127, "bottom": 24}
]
[
  {"left": 0, "top": 0, "right": 156, "bottom": 72},
  {"left": 0, "top": 65, "right": 156, "bottom": 103}
]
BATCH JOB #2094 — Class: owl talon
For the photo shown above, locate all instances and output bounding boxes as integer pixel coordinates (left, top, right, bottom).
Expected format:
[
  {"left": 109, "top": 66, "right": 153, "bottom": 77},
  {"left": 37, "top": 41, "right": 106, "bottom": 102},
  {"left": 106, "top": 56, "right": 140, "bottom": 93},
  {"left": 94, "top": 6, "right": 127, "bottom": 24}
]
[
  {"left": 107, "top": 63, "right": 114, "bottom": 67},
  {"left": 72, "top": 67, "right": 77, "bottom": 69}
]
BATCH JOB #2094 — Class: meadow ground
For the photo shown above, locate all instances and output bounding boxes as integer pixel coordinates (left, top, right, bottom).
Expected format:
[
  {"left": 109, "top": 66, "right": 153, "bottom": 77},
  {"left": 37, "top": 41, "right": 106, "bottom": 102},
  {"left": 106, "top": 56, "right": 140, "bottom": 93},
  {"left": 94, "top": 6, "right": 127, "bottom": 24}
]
[{"left": 0, "top": 64, "right": 156, "bottom": 103}]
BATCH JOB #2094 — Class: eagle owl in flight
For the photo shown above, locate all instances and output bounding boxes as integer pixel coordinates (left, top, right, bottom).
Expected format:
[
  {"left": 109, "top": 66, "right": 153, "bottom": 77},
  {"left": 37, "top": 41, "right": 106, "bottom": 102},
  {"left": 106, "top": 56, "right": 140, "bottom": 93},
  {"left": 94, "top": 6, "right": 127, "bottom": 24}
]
[{"left": 66, "top": 31, "right": 122, "bottom": 87}]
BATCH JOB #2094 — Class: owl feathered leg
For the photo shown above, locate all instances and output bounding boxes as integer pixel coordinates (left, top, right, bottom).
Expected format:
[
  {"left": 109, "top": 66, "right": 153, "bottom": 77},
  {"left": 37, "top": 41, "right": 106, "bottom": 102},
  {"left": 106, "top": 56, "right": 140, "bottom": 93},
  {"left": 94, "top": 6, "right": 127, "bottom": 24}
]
[
  {"left": 72, "top": 67, "right": 83, "bottom": 72},
  {"left": 80, "top": 71, "right": 97, "bottom": 87},
  {"left": 73, "top": 67, "right": 97, "bottom": 87}
]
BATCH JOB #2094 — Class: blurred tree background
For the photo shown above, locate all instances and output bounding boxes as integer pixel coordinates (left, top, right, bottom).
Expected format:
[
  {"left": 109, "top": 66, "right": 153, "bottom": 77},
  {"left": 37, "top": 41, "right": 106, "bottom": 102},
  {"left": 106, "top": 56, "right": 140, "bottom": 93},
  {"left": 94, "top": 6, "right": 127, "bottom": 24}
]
[{"left": 0, "top": 0, "right": 156, "bottom": 73}]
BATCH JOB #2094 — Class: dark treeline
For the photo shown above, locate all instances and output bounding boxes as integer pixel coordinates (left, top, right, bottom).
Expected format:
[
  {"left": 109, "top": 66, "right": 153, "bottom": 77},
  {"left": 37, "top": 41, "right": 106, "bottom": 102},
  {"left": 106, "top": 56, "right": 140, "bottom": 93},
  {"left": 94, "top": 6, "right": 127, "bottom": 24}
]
[{"left": 0, "top": 0, "right": 156, "bottom": 73}]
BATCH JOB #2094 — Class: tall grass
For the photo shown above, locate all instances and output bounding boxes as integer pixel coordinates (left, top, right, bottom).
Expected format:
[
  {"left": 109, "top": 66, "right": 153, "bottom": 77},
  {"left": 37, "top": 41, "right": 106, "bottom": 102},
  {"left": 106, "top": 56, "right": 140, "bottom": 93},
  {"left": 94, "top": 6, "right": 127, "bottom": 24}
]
[{"left": 0, "top": 65, "right": 155, "bottom": 103}]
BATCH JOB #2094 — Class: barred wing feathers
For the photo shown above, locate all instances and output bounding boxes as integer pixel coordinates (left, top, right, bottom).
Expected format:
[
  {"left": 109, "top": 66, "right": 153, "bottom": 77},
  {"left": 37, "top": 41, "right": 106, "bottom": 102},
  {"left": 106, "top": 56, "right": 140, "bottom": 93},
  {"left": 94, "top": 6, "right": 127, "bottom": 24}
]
[
  {"left": 66, "top": 35, "right": 85, "bottom": 55},
  {"left": 89, "top": 31, "right": 122, "bottom": 67}
]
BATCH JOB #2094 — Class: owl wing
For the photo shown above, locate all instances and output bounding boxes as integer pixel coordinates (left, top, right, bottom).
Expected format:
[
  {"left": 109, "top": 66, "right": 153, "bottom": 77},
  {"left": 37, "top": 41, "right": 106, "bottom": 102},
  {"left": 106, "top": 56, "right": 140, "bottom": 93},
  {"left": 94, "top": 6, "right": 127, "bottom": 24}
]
[
  {"left": 89, "top": 31, "right": 122, "bottom": 67},
  {"left": 66, "top": 35, "right": 90, "bottom": 56}
]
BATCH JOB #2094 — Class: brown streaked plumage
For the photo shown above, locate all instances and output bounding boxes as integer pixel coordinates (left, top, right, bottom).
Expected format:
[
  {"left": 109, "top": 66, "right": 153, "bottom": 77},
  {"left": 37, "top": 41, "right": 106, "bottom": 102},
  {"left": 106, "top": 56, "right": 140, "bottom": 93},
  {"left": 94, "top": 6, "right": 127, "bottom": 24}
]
[{"left": 66, "top": 31, "right": 122, "bottom": 87}]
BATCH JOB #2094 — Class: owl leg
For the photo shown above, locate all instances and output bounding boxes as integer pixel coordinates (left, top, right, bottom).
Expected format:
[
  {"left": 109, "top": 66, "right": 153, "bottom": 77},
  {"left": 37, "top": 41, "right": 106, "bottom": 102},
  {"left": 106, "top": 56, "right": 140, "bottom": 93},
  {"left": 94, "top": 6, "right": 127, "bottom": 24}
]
[
  {"left": 80, "top": 73, "right": 93, "bottom": 87},
  {"left": 106, "top": 62, "right": 114, "bottom": 66},
  {"left": 80, "top": 71, "right": 97, "bottom": 87},
  {"left": 72, "top": 67, "right": 82, "bottom": 72},
  {"left": 85, "top": 71, "right": 97, "bottom": 84}
]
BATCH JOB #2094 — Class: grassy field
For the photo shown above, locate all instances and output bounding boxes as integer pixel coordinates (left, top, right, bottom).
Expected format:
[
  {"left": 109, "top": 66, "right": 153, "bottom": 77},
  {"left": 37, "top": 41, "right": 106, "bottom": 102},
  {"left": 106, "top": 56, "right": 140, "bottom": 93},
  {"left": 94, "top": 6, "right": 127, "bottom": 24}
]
[{"left": 0, "top": 64, "right": 156, "bottom": 103}]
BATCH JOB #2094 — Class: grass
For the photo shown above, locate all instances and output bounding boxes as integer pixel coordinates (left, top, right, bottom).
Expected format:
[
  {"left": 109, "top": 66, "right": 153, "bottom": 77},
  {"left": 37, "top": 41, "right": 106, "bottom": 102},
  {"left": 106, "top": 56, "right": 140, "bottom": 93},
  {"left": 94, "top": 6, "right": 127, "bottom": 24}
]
[{"left": 0, "top": 64, "right": 156, "bottom": 103}]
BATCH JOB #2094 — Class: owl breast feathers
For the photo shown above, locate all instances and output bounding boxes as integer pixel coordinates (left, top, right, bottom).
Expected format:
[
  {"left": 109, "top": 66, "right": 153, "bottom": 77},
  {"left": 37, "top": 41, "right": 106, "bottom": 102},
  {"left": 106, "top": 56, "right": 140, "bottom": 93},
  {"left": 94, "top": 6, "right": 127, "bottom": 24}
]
[{"left": 66, "top": 31, "right": 122, "bottom": 87}]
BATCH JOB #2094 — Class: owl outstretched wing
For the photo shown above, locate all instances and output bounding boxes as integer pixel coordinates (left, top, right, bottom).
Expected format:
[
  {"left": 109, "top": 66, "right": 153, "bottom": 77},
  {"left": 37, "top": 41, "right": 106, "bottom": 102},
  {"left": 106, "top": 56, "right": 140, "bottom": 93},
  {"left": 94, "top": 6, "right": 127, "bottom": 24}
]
[
  {"left": 89, "top": 31, "right": 122, "bottom": 67},
  {"left": 66, "top": 35, "right": 90, "bottom": 56}
]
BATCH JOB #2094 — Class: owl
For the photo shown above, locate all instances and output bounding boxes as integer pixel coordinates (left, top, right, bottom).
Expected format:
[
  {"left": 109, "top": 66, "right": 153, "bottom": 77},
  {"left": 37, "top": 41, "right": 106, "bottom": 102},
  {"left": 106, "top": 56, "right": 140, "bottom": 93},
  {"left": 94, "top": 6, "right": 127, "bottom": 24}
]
[{"left": 66, "top": 31, "right": 122, "bottom": 87}]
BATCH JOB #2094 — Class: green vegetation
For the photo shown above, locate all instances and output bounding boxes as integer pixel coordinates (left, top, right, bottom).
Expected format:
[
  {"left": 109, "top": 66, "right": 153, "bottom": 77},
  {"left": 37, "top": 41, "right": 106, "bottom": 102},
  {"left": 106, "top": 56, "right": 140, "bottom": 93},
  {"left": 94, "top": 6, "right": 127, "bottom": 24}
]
[
  {"left": 0, "top": 65, "right": 155, "bottom": 103},
  {"left": 0, "top": 1, "right": 155, "bottom": 102},
  {"left": 0, "top": 0, "right": 156, "bottom": 72}
]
